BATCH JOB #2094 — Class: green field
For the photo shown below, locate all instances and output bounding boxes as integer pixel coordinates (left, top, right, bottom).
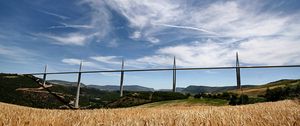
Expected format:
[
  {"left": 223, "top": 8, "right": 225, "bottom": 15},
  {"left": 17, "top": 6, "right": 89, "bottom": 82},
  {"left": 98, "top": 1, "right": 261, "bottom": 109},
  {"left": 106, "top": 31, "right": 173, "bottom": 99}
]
[{"left": 138, "top": 97, "right": 228, "bottom": 108}]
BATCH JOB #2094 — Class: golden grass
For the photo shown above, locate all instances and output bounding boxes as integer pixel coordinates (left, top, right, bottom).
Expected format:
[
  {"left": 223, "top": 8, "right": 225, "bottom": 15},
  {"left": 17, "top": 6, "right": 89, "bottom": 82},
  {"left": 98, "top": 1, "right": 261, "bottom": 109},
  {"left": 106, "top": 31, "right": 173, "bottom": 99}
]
[{"left": 0, "top": 100, "right": 299, "bottom": 126}]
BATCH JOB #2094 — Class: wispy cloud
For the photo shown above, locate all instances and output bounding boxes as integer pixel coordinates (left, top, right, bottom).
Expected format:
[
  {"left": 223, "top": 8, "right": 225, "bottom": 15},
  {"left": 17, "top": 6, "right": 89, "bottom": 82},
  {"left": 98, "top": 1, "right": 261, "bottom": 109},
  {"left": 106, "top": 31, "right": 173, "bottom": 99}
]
[
  {"left": 61, "top": 58, "right": 120, "bottom": 77},
  {"left": 103, "top": 0, "right": 183, "bottom": 44},
  {"left": 0, "top": 44, "right": 37, "bottom": 63},
  {"left": 153, "top": 23, "right": 219, "bottom": 35},
  {"left": 127, "top": 36, "right": 300, "bottom": 67},
  {"left": 90, "top": 55, "right": 122, "bottom": 65},
  {"left": 93, "top": 0, "right": 300, "bottom": 66},
  {"left": 101, "top": 0, "right": 299, "bottom": 43},
  {"left": 38, "top": 10, "right": 70, "bottom": 20},
  {"left": 129, "top": 31, "right": 142, "bottom": 39},
  {"left": 48, "top": 23, "right": 93, "bottom": 29},
  {"left": 62, "top": 58, "right": 105, "bottom": 69},
  {"left": 35, "top": 33, "right": 90, "bottom": 46},
  {"left": 238, "top": 37, "right": 300, "bottom": 65}
]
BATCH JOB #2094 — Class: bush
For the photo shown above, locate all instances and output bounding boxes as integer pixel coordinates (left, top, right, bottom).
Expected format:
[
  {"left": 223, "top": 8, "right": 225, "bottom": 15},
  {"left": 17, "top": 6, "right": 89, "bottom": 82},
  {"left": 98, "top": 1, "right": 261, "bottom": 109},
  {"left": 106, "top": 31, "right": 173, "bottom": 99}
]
[
  {"left": 229, "top": 94, "right": 238, "bottom": 105},
  {"left": 151, "top": 92, "right": 188, "bottom": 102},
  {"left": 237, "top": 94, "right": 249, "bottom": 105},
  {"left": 264, "top": 83, "right": 300, "bottom": 101}
]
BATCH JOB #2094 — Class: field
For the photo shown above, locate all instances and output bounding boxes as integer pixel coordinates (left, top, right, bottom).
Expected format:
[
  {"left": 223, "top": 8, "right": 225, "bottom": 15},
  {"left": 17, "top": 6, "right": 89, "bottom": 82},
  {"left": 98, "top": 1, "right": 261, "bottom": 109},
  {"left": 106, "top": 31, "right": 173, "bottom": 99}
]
[
  {"left": 0, "top": 100, "right": 299, "bottom": 126},
  {"left": 137, "top": 98, "right": 228, "bottom": 108}
]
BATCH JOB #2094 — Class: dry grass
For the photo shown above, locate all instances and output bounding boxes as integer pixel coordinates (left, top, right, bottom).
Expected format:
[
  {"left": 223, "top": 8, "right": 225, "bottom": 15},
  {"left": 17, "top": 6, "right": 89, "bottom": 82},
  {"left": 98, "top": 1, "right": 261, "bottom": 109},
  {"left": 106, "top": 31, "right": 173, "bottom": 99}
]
[{"left": 0, "top": 100, "right": 300, "bottom": 126}]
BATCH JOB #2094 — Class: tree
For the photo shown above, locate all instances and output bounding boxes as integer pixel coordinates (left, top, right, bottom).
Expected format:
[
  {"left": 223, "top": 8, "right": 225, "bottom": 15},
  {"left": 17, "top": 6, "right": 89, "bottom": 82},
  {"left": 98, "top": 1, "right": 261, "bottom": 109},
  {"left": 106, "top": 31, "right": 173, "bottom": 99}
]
[
  {"left": 238, "top": 94, "right": 249, "bottom": 105},
  {"left": 229, "top": 94, "right": 238, "bottom": 105}
]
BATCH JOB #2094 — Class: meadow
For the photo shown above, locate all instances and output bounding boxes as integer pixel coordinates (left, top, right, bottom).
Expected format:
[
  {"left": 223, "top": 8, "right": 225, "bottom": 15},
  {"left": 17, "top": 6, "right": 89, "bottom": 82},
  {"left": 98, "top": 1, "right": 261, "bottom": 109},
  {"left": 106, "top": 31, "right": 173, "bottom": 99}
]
[{"left": 0, "top": 100, "right": 299, "bottom": 126}]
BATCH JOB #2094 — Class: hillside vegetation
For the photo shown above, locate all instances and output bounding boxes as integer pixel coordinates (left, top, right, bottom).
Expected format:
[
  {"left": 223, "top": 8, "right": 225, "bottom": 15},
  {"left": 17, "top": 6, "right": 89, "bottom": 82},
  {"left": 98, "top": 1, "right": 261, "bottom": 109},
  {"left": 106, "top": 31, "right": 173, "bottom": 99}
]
[
  {"left": 0, "top": 74, "right": 123, "bottom": 108},
  {"left": 229, "top": 79, "right": 300, "bottom": 97},
  {"left": 0, "top": 100, "right": 299, "bottom": 126},
  {"left": 0, "top": 73, "right": 188, "bottom": 109},
  {"left": 1, "top": 73, "right": 299, "bottom": 109},
  {"left": 0, "top": 74, "right": 66, "bottom": 108}
]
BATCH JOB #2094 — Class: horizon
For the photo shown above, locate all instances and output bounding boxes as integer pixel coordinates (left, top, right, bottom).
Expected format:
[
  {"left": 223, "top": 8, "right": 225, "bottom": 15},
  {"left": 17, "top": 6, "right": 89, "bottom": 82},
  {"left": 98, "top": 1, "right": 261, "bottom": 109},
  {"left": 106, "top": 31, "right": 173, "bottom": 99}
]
[{"left": 1, "top": 0, "right": 300, "bottom": 89}]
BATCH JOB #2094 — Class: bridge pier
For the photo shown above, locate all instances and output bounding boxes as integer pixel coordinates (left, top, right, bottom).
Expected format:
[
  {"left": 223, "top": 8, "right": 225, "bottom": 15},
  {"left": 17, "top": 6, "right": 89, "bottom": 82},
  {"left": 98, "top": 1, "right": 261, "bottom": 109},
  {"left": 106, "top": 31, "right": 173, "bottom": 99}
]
[
  {"left": 236, "top": 52, "right": 241, "bottom": 90},
  {"left": 120, "top": 59, "right": 125, "bottom": 97},
  {"left": 173, "top": 56, "right": 176, "bottom": 92},
  {"left": 42, "top": 65, "right": 47, "bottom": 87},
  {"left": 74, "top": 61, "right": 83, "bottom": 109}
]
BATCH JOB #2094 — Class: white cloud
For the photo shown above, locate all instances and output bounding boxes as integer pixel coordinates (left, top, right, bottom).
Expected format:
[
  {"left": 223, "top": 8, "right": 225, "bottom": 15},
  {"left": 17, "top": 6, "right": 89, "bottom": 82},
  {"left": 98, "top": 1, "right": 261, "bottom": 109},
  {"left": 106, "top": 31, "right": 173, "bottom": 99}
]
[
  {"left": 89, "top": 0, "right": 300, "bottom": 67},
  {"left": 179, "top": 1, "right": 294, "bottom": 38},
  {"left": 39, "top": 33, "right": 89, "bottom": 46},
  {"left": 100, "top": 1, "right": 299, "bottom": 43},
  {"left": 64, "top": 37, "right": 300, "bottom": 69},
  {"left": 153, "top": 23, "right": 218, "bottom": 35},
  {"left": 39, "top": 10, "right": 70, "bottom": 20},
  {"left": 156, "top": 41, "right": 234, "bottom": 67},
  {"left": 78, "top": 0, "right": 112, "bottom": 40},
  {"left": 130, "top": 55, "right": 173, "bottom": 67},
  {"left": 107, "top": 39, "right": 119, "bottom": 48},
  {"left": 147, "top": 37, "right": 160, "bottom": 44},
  {"left": 38, "top": 0, "right": 112, "bottom": 46},
  {"left": 62, "top": 58, "right": 106, "bottom": 69},
  {"left": 55, "top": 1, "right": 300, "bottom": 68},
  {"left": 48, "top": 23, "right": 93, "bottom": 29},
  {"left": 105, "top": 0, "right": 181, "bottom": 28},
  {"left": 130, "top": 31, "right": 142, "bottom": 39},
  {"left": 127, "top": 37, "right": 300, "bottom": 67},
  {"left": 104, "top": 0, "right": 183, "bottom": 44},
  {"left": 238, "top": 37, "right": 300, "bottom": 65},
  {"left": 90, "top": 55, "right": 122, "bottom": 65}
]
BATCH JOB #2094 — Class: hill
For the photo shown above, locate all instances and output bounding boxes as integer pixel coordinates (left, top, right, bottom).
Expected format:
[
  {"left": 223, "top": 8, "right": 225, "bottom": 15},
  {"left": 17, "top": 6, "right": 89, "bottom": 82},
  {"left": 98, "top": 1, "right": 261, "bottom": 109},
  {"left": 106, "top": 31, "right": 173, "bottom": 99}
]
[
  {"left": 48, "top": 80, "right": 155, "bottom": 92},
  {"left": 182, "top": 85, "right": 256, "bottom": 94},
  {"left": 47, "top": 80, "right": 86, "bottom": 87},
  {"left": 0, "top": 100, "right": 299, "bottom": 125},
  {"left": 0, "top": 73, "right": 66, "bottom": 108},
  {"left": 229, "top": 79, "right": 300, "bottom": 96},
  {"left": 1, "top": 73, "right": 299, "bottom": 109},
  {"left": 0, "top": 73, "right": 121, "bottom": 108},
  {"left": 0, "top": 73, "right": 187, "bottom": 109},
  {"left": 43, "top": 79, "right": 300, "bottom": 95}
]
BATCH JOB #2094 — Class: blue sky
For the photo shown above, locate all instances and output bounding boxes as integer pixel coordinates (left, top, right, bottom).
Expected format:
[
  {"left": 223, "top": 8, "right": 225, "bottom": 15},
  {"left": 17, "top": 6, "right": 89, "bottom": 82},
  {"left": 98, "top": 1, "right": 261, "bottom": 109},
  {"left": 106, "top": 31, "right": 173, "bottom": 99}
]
[{"left": 1, "top": 0, "right": 300, "bottom": 89}]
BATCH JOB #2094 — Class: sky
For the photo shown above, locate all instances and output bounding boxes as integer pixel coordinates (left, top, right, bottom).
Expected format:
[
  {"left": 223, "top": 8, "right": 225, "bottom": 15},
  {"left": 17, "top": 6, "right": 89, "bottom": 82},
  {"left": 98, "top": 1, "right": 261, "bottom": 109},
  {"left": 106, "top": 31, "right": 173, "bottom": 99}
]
[{"left": 0, "top": 0, "right": 300, "bottom": 89}]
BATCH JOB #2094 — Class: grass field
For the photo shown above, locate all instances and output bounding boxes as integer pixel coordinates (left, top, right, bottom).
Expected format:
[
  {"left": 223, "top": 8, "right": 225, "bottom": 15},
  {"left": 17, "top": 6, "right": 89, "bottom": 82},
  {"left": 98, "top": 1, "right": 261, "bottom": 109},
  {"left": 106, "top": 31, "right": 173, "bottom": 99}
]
[
  {"left": 137, "top": 97, "right": 228, "bottom": 108},
  {"left": 0, "top": 100, "right": 299, "bottom": 126}
]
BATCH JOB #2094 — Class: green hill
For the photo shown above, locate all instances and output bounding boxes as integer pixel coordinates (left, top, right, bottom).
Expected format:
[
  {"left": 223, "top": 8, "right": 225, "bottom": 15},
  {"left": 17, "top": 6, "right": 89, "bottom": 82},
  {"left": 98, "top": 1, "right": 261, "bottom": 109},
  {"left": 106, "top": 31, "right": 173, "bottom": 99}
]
[
  {"left": 0, "top": 73, "right": 189, "bottom": 109},
  {"left": 1, "top": 73, "right": 299, "bottom": 109},
  {"left": 0, "top": 73, "right": 121, "bottom": 108},
  {"left": 0, "top": 73, "right": 65, "bottom": 108},
  {"left": 182, "top": 85, "right": 256, "bottom": 94}
]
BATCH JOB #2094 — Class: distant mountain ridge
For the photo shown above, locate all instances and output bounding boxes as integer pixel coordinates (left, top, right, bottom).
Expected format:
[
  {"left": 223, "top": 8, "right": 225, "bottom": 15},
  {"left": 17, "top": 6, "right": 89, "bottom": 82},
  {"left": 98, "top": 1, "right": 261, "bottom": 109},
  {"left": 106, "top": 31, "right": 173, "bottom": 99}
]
[
  {"left": 88, "top": 85, "right": 155, "bottom": 92},
  {"left": 47, "top": 79, "right": 257, "bottom": 94},
  {"left": 48, "top": 80, "right": 86, "bottom": 87},
  {"left": 48, "top": 80, "right": 155, "bottom": 92},
  {"left": 182, "top": 85, "right": 257, "bottom": 94},
  {"left": 47, "top": 79, "right": 300, "bottom": 94},
  {"left": 158, "top": 87, "right": 185, "bottom": 92}
]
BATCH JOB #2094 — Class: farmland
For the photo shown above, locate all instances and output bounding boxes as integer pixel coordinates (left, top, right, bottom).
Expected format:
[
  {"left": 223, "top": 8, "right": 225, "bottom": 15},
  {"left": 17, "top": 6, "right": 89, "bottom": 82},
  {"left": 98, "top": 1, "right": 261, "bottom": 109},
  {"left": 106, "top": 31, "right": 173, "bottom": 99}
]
[{"left": 0, "top": 100, "right": 299, "bottom": 126}]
